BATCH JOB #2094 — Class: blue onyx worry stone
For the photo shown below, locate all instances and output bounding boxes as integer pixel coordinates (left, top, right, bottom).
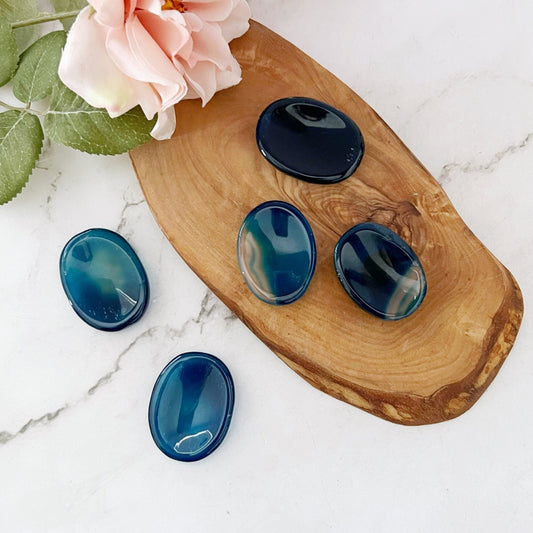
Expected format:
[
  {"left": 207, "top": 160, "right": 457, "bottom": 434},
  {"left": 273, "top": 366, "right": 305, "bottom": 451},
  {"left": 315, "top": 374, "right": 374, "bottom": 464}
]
[
  {"left": 256, "top": 97, "right": 364, "bottom": 184},
  {"left": 59, "top": 228, "right": 149, "bottom": 331},
  {"left": 237, "top": 201, "right": 316, "bottom": 305},
  {"left": 334, "top": 223, "right": 427, "bottom": 320},
  {"left": 148, "top": 352, "right": 235, "bottom": 462}
]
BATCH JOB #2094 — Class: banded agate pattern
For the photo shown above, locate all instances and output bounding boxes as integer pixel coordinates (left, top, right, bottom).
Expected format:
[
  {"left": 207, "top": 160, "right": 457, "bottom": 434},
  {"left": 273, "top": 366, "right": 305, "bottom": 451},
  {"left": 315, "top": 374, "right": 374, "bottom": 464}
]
[
  {"left": 334, "top": 223, "right": 426, "bottom": 320},
  {"left": 59, "top": 228, "right": 149, "bottom": 331},
  {"left": 237, "top": 201, "right": 316, "bottom": 305}
]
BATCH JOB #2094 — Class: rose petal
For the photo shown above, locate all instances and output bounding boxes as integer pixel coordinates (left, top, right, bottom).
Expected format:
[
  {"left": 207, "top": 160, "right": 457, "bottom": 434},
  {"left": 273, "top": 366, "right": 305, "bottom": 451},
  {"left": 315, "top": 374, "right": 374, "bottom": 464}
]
[
  {"left": 136, "top": 10, "right": 192, "bottom": 61},
  {"left": 89, "top": 0, "right": 127, "bottom": 28},
  {"left": 153, "top": 80, "right": 187, "bottom": 110},
  {"left": 184, "top": 53, "right": 241, "bottom": 105},
  {"left": 130, "top": 82, "right": 162, "bottom": 120},
  {"left": 218, "top": 0, "right": 251, "bottom": 41},
  {"left": 151, "top": 107, "right": 177, "bottom": 140},
  {"left": 185, "top": 0, "right": 236, "bottom": 22},
  {"left": 185, "top": 19, "right": 233, "bottom": 70},
  {"left": 136, "top": 0, "right": 162, "bottom": 13},
  {"left": 106, "top": 18, "right": 184, "bottom": 85},
  {"left": 59, "top": 7, "right": 139, "bottom": 115},
  {"left": 213, "top": 54, "right": 242, "bottom": 90},
  {"left": 184, "top": 62, "right": 217, "bottom": 104}
]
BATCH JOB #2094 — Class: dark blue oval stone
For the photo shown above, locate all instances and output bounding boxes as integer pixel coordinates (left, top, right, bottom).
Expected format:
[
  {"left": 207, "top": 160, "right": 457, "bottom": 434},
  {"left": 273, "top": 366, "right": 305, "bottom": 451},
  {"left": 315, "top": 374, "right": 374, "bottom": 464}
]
[
  {"left": 148, "top": 352, "right": 235, "bottom": 462},
  {"left": 59, "top": 228, "right": 149, "bottom": 331},
  {"left": 256, "top": 97, "right": 364, "bottom": 184},
  {"left": 334, "top": 223, "right": 427, "bottom": 320},
  {"left": 237, "top": 201, "right": 316, "bottom": 305}
]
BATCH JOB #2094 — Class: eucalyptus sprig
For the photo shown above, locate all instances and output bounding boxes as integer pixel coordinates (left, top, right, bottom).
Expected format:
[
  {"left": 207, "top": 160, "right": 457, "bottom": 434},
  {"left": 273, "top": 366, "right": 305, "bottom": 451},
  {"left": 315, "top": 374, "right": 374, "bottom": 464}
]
[{"left": 0, "top": 0, "right": 156, "bottom": 205}]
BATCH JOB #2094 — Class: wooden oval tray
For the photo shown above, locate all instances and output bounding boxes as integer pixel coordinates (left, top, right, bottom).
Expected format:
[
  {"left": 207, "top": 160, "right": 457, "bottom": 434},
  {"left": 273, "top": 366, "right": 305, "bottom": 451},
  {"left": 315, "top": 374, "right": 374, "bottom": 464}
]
[{"left": 130, "top": 21, "right": 523, "bottom": 425}]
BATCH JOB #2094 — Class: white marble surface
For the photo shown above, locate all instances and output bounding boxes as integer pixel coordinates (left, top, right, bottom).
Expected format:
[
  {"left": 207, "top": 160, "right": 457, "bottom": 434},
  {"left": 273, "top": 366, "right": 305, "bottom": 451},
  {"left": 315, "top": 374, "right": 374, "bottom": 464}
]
[{"left": 1, "top": 1, "right": 533, "bottom": 531}]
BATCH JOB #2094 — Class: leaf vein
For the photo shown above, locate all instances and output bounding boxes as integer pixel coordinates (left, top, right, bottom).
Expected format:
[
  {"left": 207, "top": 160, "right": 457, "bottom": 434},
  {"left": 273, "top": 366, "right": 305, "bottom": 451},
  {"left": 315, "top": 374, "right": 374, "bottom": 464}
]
[{"left": 0, "top": 112, "right": 25, "bottom": 151}]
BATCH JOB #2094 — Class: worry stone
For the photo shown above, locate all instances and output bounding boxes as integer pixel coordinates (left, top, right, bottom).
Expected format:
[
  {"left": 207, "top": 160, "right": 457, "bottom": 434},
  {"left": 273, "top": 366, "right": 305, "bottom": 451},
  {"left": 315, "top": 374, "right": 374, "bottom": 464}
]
[
  {"left": 334, "top": 223, "right": 427, "bottom": 320},
  {"left": 148, "top": 352, "right": 235, "bottom": 462},
  {"left": 237, "top": 201, "right": 316, "bottom": 305},
  {"left": 256, "top": 97, "right": 364, "bottom": 184},
  {"left": 59, "top": 228, "right": 149, "bottom": 331}
]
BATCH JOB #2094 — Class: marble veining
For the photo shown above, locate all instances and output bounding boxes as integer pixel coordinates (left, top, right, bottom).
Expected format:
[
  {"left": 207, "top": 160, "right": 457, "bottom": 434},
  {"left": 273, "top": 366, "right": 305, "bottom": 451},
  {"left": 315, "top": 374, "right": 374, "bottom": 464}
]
[
  {"left": 439, "top": 130, "right": 533, "bottom": 184},
  {"left": 0, "top": 406, "right": 66, "bottom": 445},
  {"left": 116, "top": 197, "right": 147, "bottom": 235},
  {"left": 0, "top": 288, "right": 228, "bottom": 448},
  {"left": 1, "top": 1, "right": 533, "bottom": 530}
]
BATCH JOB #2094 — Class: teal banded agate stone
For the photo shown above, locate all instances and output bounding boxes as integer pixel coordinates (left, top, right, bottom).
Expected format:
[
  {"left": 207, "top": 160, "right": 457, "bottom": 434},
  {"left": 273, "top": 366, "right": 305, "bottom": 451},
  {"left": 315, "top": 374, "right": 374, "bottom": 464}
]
[
  {"left": 148, "top": 352, "right": 235, "bottom": 462},
  {"left": 334, "top": 223, "right": 426, "bottom": 320},
  {"left": 59, "top": 228, "right": 149, "bottom": 331},
  {"left": 237, "top": 201, "right": 316, "bottom": 305},
  {"left": 256, "top": 97, "right": 364, "bottom": 184}
]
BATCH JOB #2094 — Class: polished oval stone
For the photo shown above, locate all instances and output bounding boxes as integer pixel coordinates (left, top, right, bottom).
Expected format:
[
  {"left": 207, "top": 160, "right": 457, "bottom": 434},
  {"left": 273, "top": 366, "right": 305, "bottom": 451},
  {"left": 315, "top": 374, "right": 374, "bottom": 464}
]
[
  {"left": 237, "top": 201, "right": 316, "bottom": 305},
  {"left": 334, "top": 223, "right": 427, "bottom": 320},
  {"left": 59, "top": 228, "right": 149, "bottom": 331},
  {"left": 148, "top": 352, "right": 235, "bottom": 462},
  {"left": 256, "top": 97, "right": 364, "bottom": 184}
]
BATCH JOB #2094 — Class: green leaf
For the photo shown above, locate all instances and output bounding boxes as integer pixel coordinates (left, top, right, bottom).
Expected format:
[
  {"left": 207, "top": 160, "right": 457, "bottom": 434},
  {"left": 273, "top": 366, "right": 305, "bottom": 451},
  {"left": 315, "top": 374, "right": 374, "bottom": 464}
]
[
  {"left": 43, "top": 83, "right": 156, "bottom": 155},
  {"left": 0, "top": 0, "right": 39, "bottom": 51},
  {"left": 51, "top": 0, "right": 87, "bottom": 30},
  {"left": 13, "top": 31, "right": 66, "bottom": 103},
  {"left": 13, "top": 26, "right": 40, "bottom": 53},
  {"left": 0, "top": 17, "right": 18, "bottom": 86},
  {"left": 0, "top": 0, "right": 38, "bottom": 22},
  {"left": 0, "top": 110, "right": 44, "bottom": 204}
]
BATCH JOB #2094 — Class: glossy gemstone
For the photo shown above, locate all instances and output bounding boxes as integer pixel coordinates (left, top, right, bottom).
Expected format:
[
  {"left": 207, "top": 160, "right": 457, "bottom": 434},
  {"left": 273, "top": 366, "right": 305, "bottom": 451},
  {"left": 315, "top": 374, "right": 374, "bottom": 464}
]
[
  {"left": 148, "top": 352, "right": 235, "bottom": 462},
  {"left": 334, "top": 223, "right": 427, "bottom": 320},
  {"left": 256, "top": 97, "right": 364, "bottom": 184},
  {"left": 59, "top": 228, "right": 149, "bottom": 331},
  {"left": 237, "top": 201, "right": 316, "bottom": 305}
]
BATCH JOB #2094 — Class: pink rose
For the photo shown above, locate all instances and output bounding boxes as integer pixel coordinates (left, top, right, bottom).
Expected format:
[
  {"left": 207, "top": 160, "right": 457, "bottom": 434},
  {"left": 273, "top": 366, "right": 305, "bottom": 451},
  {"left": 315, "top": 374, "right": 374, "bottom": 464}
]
[{"left": 58, "top": 0, "right": 251, "bottom": 139}]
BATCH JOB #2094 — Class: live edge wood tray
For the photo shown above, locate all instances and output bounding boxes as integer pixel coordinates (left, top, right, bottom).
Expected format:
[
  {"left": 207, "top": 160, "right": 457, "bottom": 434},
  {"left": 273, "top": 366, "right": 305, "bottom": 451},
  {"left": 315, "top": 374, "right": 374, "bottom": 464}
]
[{"left": 130, "top": 21, "right": 523, "bottom": 425}]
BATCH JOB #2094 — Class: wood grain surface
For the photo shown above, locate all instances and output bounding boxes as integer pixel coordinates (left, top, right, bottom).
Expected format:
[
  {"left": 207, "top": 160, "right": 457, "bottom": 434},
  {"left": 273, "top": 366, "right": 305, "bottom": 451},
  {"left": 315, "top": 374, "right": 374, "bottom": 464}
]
[{"left": 130, "top": 21, "right": 523, "bottom": 425}]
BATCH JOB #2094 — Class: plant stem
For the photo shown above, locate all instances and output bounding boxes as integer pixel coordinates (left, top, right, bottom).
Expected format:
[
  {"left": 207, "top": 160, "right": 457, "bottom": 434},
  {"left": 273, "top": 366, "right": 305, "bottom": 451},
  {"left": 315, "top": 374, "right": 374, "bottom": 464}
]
[
  {"left": 0, "top": 100, "right": 43, "bottom": 116},
  {"left": 0, "top": 100, "right": 23, "bottom": 112},
  {"left": 11, "top": 10, "right": 82, "bottom": 29}
]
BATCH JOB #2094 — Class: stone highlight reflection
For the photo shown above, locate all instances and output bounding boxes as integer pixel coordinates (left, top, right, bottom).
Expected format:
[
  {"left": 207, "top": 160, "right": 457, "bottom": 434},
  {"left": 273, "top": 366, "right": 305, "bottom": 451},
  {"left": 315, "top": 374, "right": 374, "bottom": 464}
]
[
  {"left": 237, "top": 201, "right": 316, "bottom": 305},
  {"left": 59, "top": 228, "right": 149, "bottom": 331},
  {"left": 334, "top": 223, "right": 426, "bottom": 320},
  {"left": 148, "top": 352, "right": 235, "bottom": 462},
  {"left": 256, "top": 97, "right": 364, "bottom": 183}
]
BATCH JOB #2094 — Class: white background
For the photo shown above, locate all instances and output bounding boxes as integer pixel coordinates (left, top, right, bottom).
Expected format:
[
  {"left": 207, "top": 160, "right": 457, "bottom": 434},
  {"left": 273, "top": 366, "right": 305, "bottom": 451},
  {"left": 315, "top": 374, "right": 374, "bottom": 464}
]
[{"left": 1, "top": 1, "right": 532, "bottom": 531}]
